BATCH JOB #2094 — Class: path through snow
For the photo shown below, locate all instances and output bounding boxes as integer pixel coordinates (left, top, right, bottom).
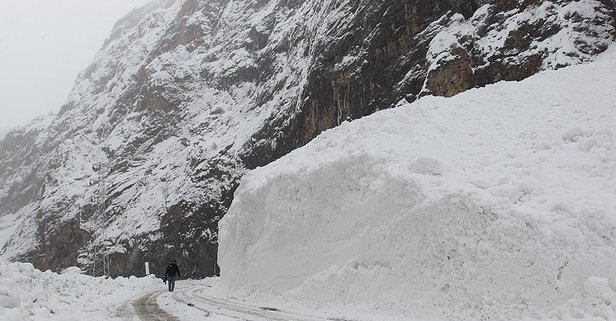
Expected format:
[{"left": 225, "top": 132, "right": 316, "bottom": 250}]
[
  {"left": 151, "top": 281, "right": 334, "bottom": 321},
  {"left": 133, "top": 280, "right": 407, "bottom": 321}
]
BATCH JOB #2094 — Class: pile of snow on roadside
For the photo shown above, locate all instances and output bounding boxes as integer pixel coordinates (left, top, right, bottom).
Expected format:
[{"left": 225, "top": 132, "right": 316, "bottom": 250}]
[
  {"left": 0, "top": 260, "right": 159, "bottom": 321},
  {"left": 219, "top": 48, "right": 616, "bottom": 320}
]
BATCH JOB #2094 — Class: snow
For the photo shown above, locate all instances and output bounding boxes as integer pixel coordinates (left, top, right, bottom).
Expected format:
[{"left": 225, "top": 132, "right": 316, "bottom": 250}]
[
  {"left": 425, "top": 14, "right": 469, "bottom": 65},
  {"left": 0, "top": 261, "right": 418, "bottom": 321},
  {"left": 219, "top": 47, "right": 616, "bottom": 320},
  {"left": 0, "top": 204, "right": 36, "bottom": 250},
  {"left": 0, "top": 0, "right": 615, "bottom": 318},
  {"left": 0, "top": 260, "right": 159, "bottom": 321}
]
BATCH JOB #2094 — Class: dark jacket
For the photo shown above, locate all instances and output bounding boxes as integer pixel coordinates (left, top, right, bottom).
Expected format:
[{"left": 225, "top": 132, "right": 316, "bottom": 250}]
[{"left": 165, "top": 263, "right": 180, "bottom": 278}]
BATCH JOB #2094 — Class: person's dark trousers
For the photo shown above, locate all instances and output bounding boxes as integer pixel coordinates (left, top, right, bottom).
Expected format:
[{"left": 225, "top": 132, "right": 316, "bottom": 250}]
[{"left": 168, "top": 276, "right": 177, "bottom": 292}]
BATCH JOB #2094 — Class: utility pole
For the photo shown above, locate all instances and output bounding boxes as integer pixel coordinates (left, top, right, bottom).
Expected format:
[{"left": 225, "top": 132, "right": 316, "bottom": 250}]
[{"left": 90, "top": 162, "right": 111, "bottom": 278}]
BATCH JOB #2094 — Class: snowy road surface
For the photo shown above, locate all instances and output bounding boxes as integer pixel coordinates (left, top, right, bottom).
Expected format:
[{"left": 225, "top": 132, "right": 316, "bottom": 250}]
[
  {"left": 134, "top": 292, "right": 179, "bottom": 321},
  {"left": 121, "top": 280, "right": 405, "bottom": 321},
  {"left": 117, "top": 291, "right": 180, "bottom": 321},
  {"left": 128, "top": 283, "right": 331, "bottom": 321}
]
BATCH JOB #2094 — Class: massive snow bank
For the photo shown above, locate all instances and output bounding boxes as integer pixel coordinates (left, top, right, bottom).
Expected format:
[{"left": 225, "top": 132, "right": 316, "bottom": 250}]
[
  {"left": 219, "top": 48, "right": 616, "bottom": 320},
  {"left": 0, "top": 260, "right": 159, "bottom": 321}
]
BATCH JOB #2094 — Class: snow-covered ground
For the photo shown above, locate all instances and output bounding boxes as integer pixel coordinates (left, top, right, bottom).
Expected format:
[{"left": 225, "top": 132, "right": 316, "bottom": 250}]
[
  {"left": 0, "top": 259, "right": 159, "bottom": 321},
  {"left": 219, "top": 47, "right": 616, "bottom": 321},
  {"left": 0, "top": 260, "right": 415, "bottom": 321}
]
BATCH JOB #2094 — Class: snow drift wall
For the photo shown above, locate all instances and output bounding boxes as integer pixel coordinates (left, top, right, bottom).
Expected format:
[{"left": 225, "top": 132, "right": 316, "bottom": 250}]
[{"left": 219, "top": 49, "right": 616, "bottom": 319}]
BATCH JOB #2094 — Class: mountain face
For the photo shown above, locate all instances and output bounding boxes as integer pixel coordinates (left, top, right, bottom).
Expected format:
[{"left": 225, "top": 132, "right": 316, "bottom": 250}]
[{"left": 0, "top": 0, "right": 614, "bottom": 278}]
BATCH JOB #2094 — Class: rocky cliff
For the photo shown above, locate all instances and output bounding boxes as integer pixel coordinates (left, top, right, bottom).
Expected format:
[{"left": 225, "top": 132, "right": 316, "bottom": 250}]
[{"left": 0, "top": 0, "right": 614, "bottom": 278}]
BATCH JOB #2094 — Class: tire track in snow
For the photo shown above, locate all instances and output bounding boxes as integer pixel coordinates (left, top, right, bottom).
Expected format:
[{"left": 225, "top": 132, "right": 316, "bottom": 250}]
[
  {"left": 169, "top": 287, "right": 212, "bottom": 317},
  {"left": 172, "top": 285, "right": 333, "bottom": 321},
  {"left": 133, "top": 291, "right": 179, "bottom": 321},
  {"left": 127, "top": 284, "right": 356, "bottom": 321}
]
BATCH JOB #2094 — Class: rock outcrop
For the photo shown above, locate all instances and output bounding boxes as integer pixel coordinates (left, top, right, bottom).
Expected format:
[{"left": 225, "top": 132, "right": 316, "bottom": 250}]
[{"left": 0, "top": 0, "right": 614, "bottom": 278}]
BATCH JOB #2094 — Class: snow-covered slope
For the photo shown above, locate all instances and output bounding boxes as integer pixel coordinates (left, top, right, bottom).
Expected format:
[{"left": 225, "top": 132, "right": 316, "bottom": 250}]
[
  {"left": 0, "top": 0, "right": 614, "bottom": 278},
  {"left": 219, "top": 48, "right": 616, "bottom": 320},
  {"left": 0, "top": 260, "right": 159, "bottom": 321}
]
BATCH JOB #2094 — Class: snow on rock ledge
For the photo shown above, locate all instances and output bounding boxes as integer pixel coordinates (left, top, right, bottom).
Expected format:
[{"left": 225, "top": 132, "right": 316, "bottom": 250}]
[{"left": 219, "top": 48, "right": 616, "bottom": 319}]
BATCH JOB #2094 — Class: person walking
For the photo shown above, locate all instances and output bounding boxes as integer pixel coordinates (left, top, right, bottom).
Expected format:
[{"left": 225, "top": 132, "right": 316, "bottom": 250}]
[{"left": 164, "top": 259, "right": 181, "bottom": 292}]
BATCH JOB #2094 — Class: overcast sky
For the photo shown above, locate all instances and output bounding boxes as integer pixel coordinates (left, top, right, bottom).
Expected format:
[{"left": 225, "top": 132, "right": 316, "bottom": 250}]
[{"left": 0, "top": 0, "right": 152, "bottom": 136}]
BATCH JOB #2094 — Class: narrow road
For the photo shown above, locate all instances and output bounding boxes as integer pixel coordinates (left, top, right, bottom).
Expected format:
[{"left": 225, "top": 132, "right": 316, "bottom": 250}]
[
  {"left": 121, "top": 281, "right": 347, "bottom": 321},
  {"left": 116, "top": 291, "right": 179, "bottom": 321},
  {"left": 174, "top": 285, "right": 325, "bottom": 321},
  {"left": 133, "top": 291, "right": 179, "bottom": 321}
]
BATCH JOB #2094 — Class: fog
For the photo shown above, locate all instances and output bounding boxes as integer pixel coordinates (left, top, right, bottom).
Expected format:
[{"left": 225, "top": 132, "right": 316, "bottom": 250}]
[{"left": 0, "top": 0, "right": 153, "bottom": 137}]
